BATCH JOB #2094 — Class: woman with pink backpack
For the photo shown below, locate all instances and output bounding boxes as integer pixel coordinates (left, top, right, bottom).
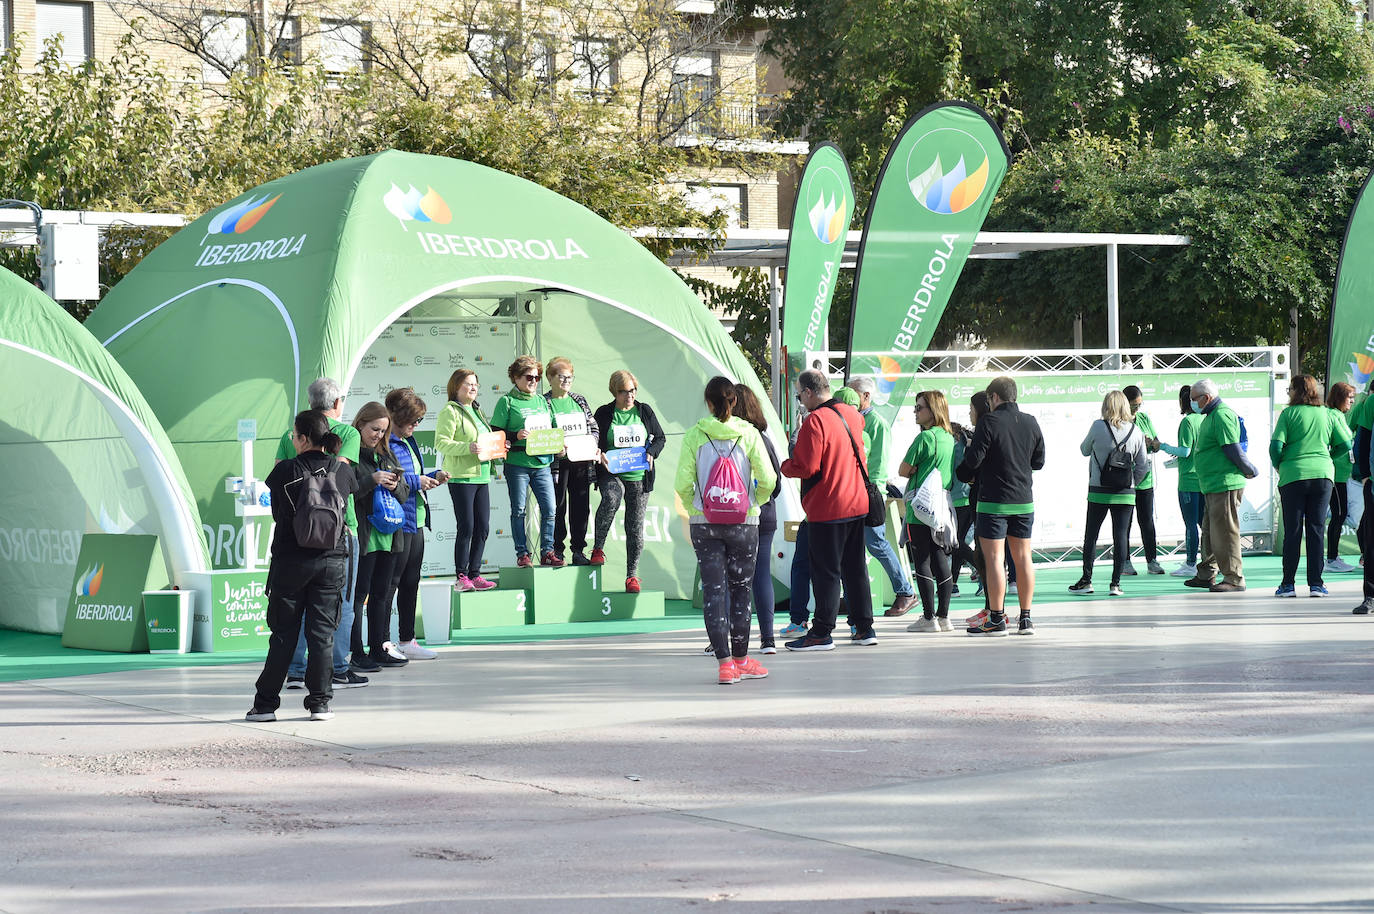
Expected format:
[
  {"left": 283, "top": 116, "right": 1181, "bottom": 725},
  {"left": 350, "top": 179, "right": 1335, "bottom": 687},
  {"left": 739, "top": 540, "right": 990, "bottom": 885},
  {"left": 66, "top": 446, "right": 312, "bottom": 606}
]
[{"left": 675, "top": 377, "right": 778, "bottom": 685}]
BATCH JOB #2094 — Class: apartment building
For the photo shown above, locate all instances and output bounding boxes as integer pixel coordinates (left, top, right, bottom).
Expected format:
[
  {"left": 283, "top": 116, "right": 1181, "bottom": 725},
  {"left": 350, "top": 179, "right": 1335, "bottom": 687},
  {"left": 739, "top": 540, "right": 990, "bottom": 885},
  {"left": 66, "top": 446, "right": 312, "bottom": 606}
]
[{"left": 2, "top": 0, "right": 804, "bottom": 288}]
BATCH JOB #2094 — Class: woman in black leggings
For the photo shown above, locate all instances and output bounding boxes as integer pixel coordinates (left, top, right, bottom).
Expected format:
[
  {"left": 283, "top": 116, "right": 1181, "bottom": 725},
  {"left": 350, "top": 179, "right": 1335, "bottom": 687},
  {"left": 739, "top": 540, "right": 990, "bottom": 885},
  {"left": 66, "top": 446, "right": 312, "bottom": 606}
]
[{"left": 1069, "top": 391, "right": 1149, "bottom": 597}]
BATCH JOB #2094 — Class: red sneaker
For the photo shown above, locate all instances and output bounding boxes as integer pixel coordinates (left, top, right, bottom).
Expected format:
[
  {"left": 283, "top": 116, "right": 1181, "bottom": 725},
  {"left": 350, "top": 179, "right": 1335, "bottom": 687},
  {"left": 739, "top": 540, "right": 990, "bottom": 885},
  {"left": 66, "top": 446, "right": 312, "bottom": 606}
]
[
  {"left": 589, "top": 548, "right": 606, "bottom": 565},
  {"left": 625, "top": 576, "right": 640, "bottom": 593},
  {"left": 516, "top": 553, "right": 533, "bottom": 568},
  {"left": 717, "top": 660, "right": 740, "bottom": 685},
  {"left": 541, "top": 550, "right": 565, "bottom": 567},
  {"left": 734, "top": 657, "right": 769, "bottom": 680}
]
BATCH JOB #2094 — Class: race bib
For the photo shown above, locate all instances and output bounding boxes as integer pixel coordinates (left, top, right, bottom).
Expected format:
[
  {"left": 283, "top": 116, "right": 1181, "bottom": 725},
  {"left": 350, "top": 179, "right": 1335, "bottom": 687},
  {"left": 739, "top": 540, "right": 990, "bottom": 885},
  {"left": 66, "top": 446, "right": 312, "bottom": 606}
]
[
  {"left": 523, "top": 412, "right": 552, "bottom": 432},
  {"left": 612, "top": 423, "right": 646, "bottom": 449},
  {"left": 556, "top": 412, "right": 587, "bottom": 437}
]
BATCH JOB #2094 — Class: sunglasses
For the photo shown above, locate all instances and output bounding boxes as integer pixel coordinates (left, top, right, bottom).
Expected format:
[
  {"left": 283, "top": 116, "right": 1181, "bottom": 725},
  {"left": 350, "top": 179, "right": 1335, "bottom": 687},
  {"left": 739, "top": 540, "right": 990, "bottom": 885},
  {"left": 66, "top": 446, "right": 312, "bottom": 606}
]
[{"left": 521, "top": 373, "right": 540, "bottom": 381}]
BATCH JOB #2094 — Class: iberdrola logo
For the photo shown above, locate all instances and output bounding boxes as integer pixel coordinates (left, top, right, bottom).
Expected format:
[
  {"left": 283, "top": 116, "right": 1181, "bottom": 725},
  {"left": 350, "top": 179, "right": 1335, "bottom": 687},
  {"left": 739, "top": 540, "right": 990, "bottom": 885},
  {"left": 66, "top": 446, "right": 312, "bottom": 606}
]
[
  {"left": 1350, "top": 351, "right": 1374, "bottom": 387},
  {"left": 203, "top": 194, "right": 282, "bottom": 241},
  {"left": 905, "top": 128, "right": 990, "bottom": 215},
  {"left": 873, "top": 355, "right": 902, "bottom": 403},
  {"left": 802, "top": 164, "right": 849, "bottom": 245},
  {"left": 77, "top": 564, "right": 104, "bottom": 597},
  {"left": 383, "top": 184, "right": 452, "bottom": 230}
]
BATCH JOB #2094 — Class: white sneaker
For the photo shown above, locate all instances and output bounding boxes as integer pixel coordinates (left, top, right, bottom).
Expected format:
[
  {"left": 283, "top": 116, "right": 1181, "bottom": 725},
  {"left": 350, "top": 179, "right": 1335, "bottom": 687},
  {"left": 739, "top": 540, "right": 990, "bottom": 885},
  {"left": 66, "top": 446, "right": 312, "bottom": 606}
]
[
  {"left": 1109, "top": 583, "right": 1124, "bottom": 596},
  {"left": 397, "top": 639, "right": 437, "bottom": 660},
  {"left": 1171, "top": 563, "right": 1197, "bottom": 577},
  {"left": 906, "top": 616, "right": 939, "bottom": 633},
  {"left": 1326, "top": 557, "right": 1358, "bottom": 574},
  {"left": 936, "top": 617, "right": 954, "bottom": 632},
  {"left": 381, "top": 641, "right": 407, "bottom": 661}
]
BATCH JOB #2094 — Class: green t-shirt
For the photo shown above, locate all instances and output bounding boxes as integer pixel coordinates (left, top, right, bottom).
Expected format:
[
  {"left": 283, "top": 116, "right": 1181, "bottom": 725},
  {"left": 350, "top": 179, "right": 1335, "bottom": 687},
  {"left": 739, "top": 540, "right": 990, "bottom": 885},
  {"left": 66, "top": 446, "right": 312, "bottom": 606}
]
[
  {"left": 608, "top": 406, "right": 648, "bottom": 481},
  {"left": 1133, "top": 410, "right": 1156, "bottom": 490},
  {"left": 862, "top": 408, "right": 890, "bottom": 481},
  {"left": 491, "top": 388, "right": 555, "bottom": 469},
  {"left": 1350, "top": 393, "right": 1372, "bottom": 429},
  {"left": 901, "top": 426, "right": 954, "bottom": 525},
  {"left": 275, "top": 417, "right": 361, "bottom": 532},
  {"left": 1193, "top": 404, "right": 1246, "bottom": 494},
  {"left": 1269, "top": 404, "right": 1348, "bottom": 487},
  {"left": 1331, "top": 407, "right": 1355, "bottom": 484},
  {"left": 1176, "top": 412, "right": 1203, "bottom": 493}
]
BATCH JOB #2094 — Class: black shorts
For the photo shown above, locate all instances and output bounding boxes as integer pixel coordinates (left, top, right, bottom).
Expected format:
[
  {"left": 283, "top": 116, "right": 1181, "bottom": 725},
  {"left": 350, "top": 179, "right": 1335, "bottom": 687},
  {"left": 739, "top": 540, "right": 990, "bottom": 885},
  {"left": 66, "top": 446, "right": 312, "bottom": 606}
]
[{"left": 975, "top": 511, "right": 1034, "bottom": 540}]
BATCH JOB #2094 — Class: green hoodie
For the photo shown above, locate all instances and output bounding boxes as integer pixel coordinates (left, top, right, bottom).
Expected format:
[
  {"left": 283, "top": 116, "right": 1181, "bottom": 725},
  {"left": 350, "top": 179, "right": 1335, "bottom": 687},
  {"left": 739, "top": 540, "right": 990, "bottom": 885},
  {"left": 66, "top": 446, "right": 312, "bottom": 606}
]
[
  {"left": 433, "top": 400, "right": 494, "bottom": 482},
  {"left": 675, "top": 415, "right": 777, "bottom": 522}
]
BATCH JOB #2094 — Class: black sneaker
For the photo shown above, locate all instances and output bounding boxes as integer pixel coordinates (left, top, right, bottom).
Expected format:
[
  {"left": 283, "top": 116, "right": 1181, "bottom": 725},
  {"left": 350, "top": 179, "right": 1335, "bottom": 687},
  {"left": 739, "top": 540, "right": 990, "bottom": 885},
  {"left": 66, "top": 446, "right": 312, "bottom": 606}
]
[
  {"left": 967, "top": 615, "right": 1008, "bottom": 636},
  {"left": 702, "top": 644, "right": 716, "bottom": 655},
  {"left": 1353, "top": 601, "right": 1374, "bottom": 615},
  {"left": 309, "top": 705, "right": 334, "bottom": 721},
  {"left": 1015, "top": 616, "right": 1035, "bottom": 636},
  {"left": 570, "top": 551, "right": 591, "bottom": 566},
  {"left": 284, "top": 677, "right": 305, "bottom": 690},
  {"left": 850, "top": 628, "right": 879, "bottom": 645},
  {"left": 244, "top": 707, "right": 276, "bottom": 722},
  {"left": 1068, "top": 578, "right": 1093, "bottom": 595},
  {"left": 332, "top": 670, "right": 369, "bottom": 689},
  {"left": 350, "top": 653, "right": 381, "bottom": 673},
  {"left": 785, "top": 634, "right": 835, "bottom": 651},
  {"left": 369, "top": 650, "right": 408, "bottom": 667}
]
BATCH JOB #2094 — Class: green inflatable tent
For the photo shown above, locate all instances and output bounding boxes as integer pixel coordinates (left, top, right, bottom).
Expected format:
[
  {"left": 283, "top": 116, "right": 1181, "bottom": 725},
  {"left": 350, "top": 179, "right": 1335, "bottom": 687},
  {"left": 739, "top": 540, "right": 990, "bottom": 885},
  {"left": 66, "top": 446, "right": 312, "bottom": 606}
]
[
  {"left": 0, "top": 266, "right": 208, "bottom": 634},
  {"left": 86, "top": 151, "right": 798, "bottom": 598}
]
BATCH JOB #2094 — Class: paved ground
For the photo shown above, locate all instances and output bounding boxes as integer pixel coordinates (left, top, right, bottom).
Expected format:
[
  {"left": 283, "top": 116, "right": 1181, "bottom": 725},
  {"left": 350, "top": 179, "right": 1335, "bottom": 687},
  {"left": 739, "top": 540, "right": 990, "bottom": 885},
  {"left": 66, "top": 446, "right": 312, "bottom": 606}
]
[{"left": 3, "top": 572, "right": 1373, "bottom": 913}]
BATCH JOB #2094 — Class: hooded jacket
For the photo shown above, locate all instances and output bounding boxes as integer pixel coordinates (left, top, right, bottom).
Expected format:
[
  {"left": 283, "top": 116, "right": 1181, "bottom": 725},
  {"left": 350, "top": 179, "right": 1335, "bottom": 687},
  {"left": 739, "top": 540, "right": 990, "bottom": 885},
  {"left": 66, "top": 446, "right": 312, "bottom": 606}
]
[{"left": 674, "top": 415, "right": 776, "bottom": 523}]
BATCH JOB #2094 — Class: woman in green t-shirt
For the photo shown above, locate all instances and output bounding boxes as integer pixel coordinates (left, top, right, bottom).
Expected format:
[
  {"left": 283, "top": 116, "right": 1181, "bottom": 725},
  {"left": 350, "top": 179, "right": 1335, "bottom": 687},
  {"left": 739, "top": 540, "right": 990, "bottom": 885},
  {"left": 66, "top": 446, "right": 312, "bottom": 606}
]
[
  {"left": 491, "top": 356, "right": 560, "bottom": 567},
  {"left": 1270, "top": 374, "right": 1352, "bottom": 597},
  {"left": 1325, "top": 381, "right": 1358, "bottom": 573},
  {"left": 1156, "top": 385, "right": 1205, "bottom": 576},
  {"left": 898, "top": 390, "right": 956, "bottom": 631},
  {"left": 434, "top": 369, "right": 502, "bottom": 592},
  {"left": 592, "top": 369, "right": 666, "bottom": 594}
]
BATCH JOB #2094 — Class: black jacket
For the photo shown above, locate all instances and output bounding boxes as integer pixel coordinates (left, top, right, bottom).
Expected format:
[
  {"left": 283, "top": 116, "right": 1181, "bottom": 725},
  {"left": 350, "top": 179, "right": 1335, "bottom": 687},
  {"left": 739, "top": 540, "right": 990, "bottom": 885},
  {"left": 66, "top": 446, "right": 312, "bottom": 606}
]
[
  {"left": 956, "top": 401, "right": 1045, "bottom": 508},
  {"left": 593, "top": 400, "right": 666, "bottom": 493},
  {"left": 353, "top": 447, "right": 411, "bottom": 553}
]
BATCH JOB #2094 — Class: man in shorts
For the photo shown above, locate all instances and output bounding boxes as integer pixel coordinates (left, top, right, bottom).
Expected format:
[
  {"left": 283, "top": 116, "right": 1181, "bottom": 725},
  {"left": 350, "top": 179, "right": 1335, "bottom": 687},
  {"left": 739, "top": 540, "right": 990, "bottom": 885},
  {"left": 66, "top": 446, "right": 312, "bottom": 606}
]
[{"left": 956, "top": 376, "right": 1045, "bottom": 635}]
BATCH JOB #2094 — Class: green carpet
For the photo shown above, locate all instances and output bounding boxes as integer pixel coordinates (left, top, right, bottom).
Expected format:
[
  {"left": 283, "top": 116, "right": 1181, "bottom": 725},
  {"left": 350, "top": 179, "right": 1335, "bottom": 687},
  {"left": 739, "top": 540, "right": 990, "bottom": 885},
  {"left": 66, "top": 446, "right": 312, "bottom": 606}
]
[{"left": 4, "top": 558, "right": 1357, "bottom": 684}]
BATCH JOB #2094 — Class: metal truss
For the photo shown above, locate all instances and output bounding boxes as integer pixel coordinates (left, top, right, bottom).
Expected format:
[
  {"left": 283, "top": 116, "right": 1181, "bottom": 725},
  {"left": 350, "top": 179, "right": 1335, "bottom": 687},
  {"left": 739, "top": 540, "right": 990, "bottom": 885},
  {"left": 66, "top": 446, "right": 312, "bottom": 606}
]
[{"left": 837, "top": 347, "right": 1290, "bottom": 380}]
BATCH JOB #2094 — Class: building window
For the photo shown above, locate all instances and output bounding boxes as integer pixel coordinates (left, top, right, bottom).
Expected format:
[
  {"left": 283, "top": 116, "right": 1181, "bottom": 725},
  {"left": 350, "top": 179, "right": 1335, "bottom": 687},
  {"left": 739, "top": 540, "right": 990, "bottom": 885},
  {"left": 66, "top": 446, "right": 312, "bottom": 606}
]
[
  {"left": 35, "top": 1, "right": 93, "bottom": 65},
  {"left": 571, "top": 37, "right": 616, "bottom": 96},
  {"left": 271, "top": 17, "right": 299, "bottom": 67},
  {"left": 670, "top": 52, "right": 717, "bottom": 135},
  {"left": 200, "top": 12, "right": 250, "bottom": 83},
  {"left": 686, "top": 182, "right": 747, "bottom": 229},
  {"left": 320, "top": 19, "right": 369, "bottom": 78}
]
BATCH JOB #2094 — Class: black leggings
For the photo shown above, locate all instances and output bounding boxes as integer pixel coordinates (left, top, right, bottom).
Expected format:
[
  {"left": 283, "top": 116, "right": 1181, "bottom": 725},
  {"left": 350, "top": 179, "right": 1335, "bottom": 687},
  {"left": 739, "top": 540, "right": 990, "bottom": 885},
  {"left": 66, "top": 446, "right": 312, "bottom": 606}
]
[
  {"left": 1328, "top": 481, "right": 1349, "bottom": 560},
  {"left": 905, "top": 522, "right": 952, "bottom": 619},
  {"left": 1083, "top": 501, "right": 1134, "bottom": 585},
  {"left": 1133, "top": 487, "right": 1157, "bottom": 563},
  {"left": 692, "top": 523, "right": 759, "bottom": 660},
  {"left": 448, "top": 482, "right": 490, "bottom": 577},
  {"left": 389, "top": 528, "right": 424, "bottom": 643},
  {"left": 951, "top": 504, "right": 975, "bottom": 581},
  {"left": 356, "top": 547, "right": 400, "bottom": 656}
]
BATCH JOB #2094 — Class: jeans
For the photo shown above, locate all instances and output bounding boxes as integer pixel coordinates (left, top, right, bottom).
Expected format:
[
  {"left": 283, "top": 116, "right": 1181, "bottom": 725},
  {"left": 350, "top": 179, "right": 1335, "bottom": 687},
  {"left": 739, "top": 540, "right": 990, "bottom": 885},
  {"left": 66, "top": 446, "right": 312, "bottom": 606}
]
[
  {"left": 1280, "top": 477, "right": 1332, "bottom": 587},
  {"left": 505, "top": 463, "right": 556, "bottom": 557},
  {"left": 753, "top": 515, "right": 777, "bottom": 646},
  {"left": 807, "top": 517, "right": 872, "bottom": 638},
  {"left": 1083, "top": 501, "right": 1134, "bottom": 586},
  {"left": 448, "top": 481, "right": 490, "bottom": 577},
  {"left": 692, "top": 523, "right": 760, "bottom": 660},
  {"left": 254, "top": 554, "right": 344, "bottom": 713},
  {"left": 864, "top": 524, "right": 914, "bottom": 597},
  {"left": 288, "top": 529, "right": 355, "bottom": 677},
  {"left": 1178, "top": 490, "right": 1203, "bottom": 565}
]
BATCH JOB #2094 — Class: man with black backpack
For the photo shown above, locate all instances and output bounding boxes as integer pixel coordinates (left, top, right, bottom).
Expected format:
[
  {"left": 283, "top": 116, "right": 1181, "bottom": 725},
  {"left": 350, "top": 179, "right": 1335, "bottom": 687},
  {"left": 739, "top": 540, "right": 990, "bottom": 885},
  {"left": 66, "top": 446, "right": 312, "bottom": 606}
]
[{"left": 247, "top": 411, "right": 357, "bottom": 722}]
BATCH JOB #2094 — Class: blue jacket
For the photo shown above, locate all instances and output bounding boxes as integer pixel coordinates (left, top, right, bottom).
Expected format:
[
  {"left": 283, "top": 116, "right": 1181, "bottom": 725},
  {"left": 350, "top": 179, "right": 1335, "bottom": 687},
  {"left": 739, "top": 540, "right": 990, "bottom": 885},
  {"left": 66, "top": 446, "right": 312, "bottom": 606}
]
[{"left": 389, "top": 434, "right": 436, "bottom": 532}]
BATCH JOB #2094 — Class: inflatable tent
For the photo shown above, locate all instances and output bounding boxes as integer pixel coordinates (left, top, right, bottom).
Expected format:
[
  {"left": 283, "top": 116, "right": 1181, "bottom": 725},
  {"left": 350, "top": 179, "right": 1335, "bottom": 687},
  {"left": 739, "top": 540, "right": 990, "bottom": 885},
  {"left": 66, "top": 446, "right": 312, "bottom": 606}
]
[
  {"left": 0, "top": 266, "right": 208, "bottom": 633},
  {"left": 85, "top": 151, "right": 797, "bottom": 598}
]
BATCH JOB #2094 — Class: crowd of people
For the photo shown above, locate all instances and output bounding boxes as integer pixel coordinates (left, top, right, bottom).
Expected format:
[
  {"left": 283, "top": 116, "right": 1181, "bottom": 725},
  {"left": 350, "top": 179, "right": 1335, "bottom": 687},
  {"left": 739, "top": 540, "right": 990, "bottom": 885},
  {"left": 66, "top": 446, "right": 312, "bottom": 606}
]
[{"left": 246, "top": 365, "right": 1374, "bottom": 716}]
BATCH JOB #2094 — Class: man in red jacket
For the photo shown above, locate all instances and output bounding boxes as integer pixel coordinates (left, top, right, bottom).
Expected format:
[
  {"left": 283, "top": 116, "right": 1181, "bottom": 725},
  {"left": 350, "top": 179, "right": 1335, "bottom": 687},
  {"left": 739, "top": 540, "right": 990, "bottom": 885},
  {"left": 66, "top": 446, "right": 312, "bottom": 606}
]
[{"left": 781, "top": 369, "right": 876, "bottom": 651}]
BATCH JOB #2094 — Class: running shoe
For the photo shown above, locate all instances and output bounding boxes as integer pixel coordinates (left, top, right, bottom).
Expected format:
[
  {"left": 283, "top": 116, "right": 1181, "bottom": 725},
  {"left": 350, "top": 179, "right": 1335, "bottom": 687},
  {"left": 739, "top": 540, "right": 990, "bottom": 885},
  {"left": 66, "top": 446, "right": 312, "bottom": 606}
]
[
  {"left": 1326, "top": 557, "right": 1358, "bottom": 574},
  {"left": 1354, "top": 600, "right": 1374, "bottom": 615},
  {"left": 1015, "top": 616, "right": 1035, "bottom": 635},
  {"left": 397, "top": 639, "right": 437, "bottom": 660},
  {"left": 455, "top": 574, "right": 476, "bottom": 593},
  {"left": 469, "top": 575, "right": 497, "bottom": 591},
  {"left": 906, "top": 616, "right": 939, "bottom": 633},
  {"left": 309, "top": 705, "right": 334, "bottom": 721},
  {"left": 1171, "top": 563, "right": 1198, "bottom": 577},
  {"left": 936, "top": 617, "right": 954, "bottom": 632},
  {"left": 1146, "top": 561, "right": 1166, "bottom": 575},
  {"left": 1109, "top": 583, "right": 1124, "bottom": 597},
  {"left": 1068, "top": 578, "right": 1093, "bottom": 595},
  {"left": 759, "top": 643, "right": 777, "bottom": 655},
  {"left": 734, "top": 657, "right": 769, "bottom": 680},
  {"left": 967, "top": 615, "right": 1008, "bottom": 636},
  {"left": 785, "top": 634, "right": 835, "bottom": 651},
  {"left": 1310, "top": 585, "right": 1329, "bottom": 598},
  {"left": 850, "top": 628, "right": 879, "bottom": 645},
  {"left": 331, "top": 670, "right": 369, "bottom": 689},
  {"left": 516, "top": 553, "right": 534, "bottom": 568},
  {"left": 570, "top": 551, "right": 592, "bottom": 566},
  {"left": 285, "top": 677, "right": 305, "bottom": 690},
  {"left": 1275, "top": 583, "right": 1297, "bottom": 598},
  {"left": 541, "top": 550, "right": 565, "bottom": 568},
  {"left": 778, "top": 622, "right": 808, "bottom": 637},
  {"left": 1121, "top": 562, "right": 1138, "bottom": 576},
  {"left": 245, "top": 708, "right": 276, "bottom": 722},
  {"left": 589, "top": 548, "right": 606, "bottom": 565},
  {"left": 625, "top": 577, "right": 641, "bottom": 594},
  {"left": 718, "top": 661, "right": 740, "bottom": 685}
]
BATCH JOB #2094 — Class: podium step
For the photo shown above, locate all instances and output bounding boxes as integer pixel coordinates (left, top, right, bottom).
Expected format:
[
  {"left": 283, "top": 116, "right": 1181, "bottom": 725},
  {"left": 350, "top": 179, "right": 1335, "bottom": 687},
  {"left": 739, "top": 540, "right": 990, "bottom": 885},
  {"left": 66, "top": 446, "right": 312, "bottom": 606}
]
[
  {"left": 453, "top": 588, "right": 531, "bottom": 629},
  {"left": 589, "top": 590, "right": 666, "bottom": 621},
  {"left": 497, "top": 565, "right": 604, "bottom": 624}
]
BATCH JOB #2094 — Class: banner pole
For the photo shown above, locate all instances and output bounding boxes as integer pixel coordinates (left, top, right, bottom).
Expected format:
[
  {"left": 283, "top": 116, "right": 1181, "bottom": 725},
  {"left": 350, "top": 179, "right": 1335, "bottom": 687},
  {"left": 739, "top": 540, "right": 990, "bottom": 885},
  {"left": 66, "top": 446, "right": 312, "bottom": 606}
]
[{"left": 769, "top": 265, "right": 782, "bottom": 410}]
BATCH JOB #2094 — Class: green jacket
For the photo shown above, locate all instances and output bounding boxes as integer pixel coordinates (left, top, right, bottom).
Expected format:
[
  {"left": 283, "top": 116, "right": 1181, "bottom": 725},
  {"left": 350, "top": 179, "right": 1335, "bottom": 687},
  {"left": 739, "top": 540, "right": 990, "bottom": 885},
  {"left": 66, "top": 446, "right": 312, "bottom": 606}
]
[
  {"left": 434, "top": 400, "right": 494, "bottom": 481},
  {"left": 674, "top": 416, "right": 777, "bottom": 522}
]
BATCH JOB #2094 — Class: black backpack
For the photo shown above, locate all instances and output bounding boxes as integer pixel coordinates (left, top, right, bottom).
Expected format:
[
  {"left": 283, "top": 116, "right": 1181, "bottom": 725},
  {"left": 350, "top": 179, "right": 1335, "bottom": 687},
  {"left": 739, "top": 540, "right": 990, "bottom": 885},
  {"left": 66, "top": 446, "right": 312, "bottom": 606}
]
[
  {"left": 1097, "top": 420, "right": 1135, "bottom": 491},
  {"left": 290, "top": 457, "right": 346, "bottom": 550}
]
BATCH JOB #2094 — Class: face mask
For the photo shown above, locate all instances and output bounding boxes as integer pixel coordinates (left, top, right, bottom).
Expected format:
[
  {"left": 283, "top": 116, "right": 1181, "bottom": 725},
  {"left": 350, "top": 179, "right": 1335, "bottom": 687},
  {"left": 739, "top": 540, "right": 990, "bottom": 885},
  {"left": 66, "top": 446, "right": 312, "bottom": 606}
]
[{"left": 1190, "top": 399, "right": 1203, "bottom": 414}]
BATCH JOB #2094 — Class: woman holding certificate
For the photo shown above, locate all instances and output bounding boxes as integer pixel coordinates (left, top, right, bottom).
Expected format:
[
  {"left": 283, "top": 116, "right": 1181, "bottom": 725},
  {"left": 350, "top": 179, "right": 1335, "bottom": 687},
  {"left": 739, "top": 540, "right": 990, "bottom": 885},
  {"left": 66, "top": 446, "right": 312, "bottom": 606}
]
[
  {"left": 435, "top": 369, "right": 502, "bottom": 591},
  {"left": 592, "top": 369, "right": 666, "bottom": 593},
  {"left": 543, "top": 357, "right": 600, "bottom": 566},
  {"left": 493, "top": 356, "right": 562, "bottom": 567}
]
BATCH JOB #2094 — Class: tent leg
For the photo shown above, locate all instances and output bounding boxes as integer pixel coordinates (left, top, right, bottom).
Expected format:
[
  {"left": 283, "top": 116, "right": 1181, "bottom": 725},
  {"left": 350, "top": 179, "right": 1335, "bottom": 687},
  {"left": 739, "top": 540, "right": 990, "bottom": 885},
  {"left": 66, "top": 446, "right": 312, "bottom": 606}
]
[{"left": 769, "top": 266, "right": 781, "bottom": 412}]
